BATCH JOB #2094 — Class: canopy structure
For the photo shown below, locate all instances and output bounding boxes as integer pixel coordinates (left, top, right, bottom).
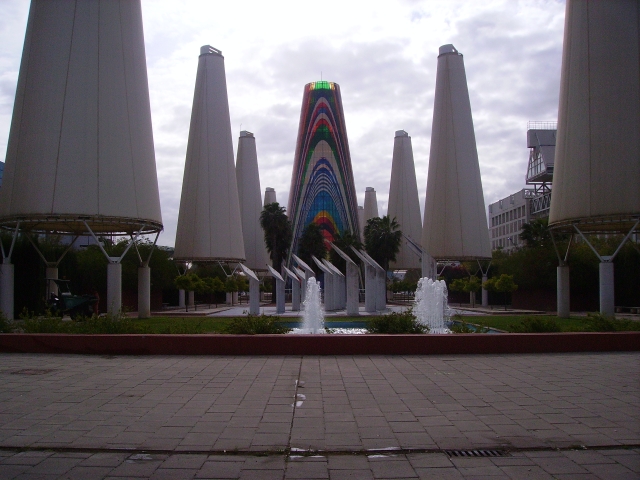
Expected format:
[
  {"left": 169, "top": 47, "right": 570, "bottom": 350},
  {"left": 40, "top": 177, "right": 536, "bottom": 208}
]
[
  {"left": 0, "top": 0, "right": 162, "bottom": 236},
  {"left": 388, "top": 130, "right": 422, "bottom": 269},
  {"left": 174, "top": 46, "right": 245, "bottom": 263},
  {"left": 548, "top": 0, "right": 640, "bottom": 234},
  {"left": 422, "top": 45, "right": 491, "bottom": 262}
]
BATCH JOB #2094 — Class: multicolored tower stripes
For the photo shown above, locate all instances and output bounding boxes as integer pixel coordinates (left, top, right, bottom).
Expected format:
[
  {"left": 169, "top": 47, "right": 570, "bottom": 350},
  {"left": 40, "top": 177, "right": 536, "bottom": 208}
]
[{"left": 288, "top": 81, "right": 359, "bottom": 256}]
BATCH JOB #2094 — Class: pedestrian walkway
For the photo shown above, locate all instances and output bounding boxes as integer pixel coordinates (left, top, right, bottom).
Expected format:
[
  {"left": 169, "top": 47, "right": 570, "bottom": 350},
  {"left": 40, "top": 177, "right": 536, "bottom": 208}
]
[{"left": 0, "top": 352, "right": 638, "bottom": 479}]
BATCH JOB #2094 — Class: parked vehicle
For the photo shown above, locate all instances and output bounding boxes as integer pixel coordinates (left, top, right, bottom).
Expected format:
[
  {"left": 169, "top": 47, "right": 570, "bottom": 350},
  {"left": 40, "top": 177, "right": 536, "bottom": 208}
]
[{"left": 47, "top": 279, "right": 98, "bottom": 320}]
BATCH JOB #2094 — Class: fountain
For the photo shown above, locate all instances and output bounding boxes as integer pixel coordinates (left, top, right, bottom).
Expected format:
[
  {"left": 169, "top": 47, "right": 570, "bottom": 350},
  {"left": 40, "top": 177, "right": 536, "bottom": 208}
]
[
  {"left": 297, "top": 278, "right": 325, "bottom": 334},
  {"left": 414, "top": 277, "right": 451, "bottom": 334}
]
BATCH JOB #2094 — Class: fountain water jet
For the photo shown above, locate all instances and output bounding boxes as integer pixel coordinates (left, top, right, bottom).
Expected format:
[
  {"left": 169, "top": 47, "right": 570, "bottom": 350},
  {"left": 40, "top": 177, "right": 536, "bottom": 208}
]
[
  {"left": 299, "top": 278, "right": 325, "bottom": 334},
  {"left": 414, "top": 278, "right": 451, "bottom": 334}
]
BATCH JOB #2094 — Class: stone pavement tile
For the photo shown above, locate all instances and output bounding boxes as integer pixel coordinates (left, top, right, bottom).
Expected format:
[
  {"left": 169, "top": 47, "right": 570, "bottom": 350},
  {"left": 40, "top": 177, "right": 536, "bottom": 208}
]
[
  {"left": 414, "top": 466, "right": 465, "bottom": 479},
  {"left": 327, "top": 455, "right": 370, "bottom": 470},
  {"left": 241, "top": 456, "right": 286, "bottom": 470},
  {"left": 561, "top": 450, "right": 616, "bottom": 465},
  {"left": 406, "top": 453, "right": 452, "bottom": 468},
  {"left": 177, "top": 431, "right": 218, "bottom": 446},
  {"left": 0, "top": 451, "right": 53, "bottom": 465},
  {"left": 27, "top": 456, "right": 83, "bottom": 475},
  {"left": 194, "top": 459, "right": 243, "bottom": 479},
  {"left": 62, "top": 466, "right": 115, "bottom": 479},
  {"left": 149, "top": 468, "right": 197, "bottom": 480},
  {"left": 527, "top": 455, "right": 590, "bottom": 474},
  {"left": 489, "top": 454, "right": 536, "bottom": 467},
  {"left": 285, "top": 457, "right": 329, "bottom": 479},
  {"left": 250, "top": 433, "right": 290, "bottom": 447},
  {"left": 78, "top": 452, "right": 128, "bottom": 467},
  {"left": 605, "top": 454, "right": 640, "bottom": 473},
  {"left": 0, "top": 464, "right": 30, "bottom": 479},
  {"left": 361, "top": 438, "right": 401, "bottom": 450},
  {"left": 394, "top": 432, "right": 436, "bottom": 449},
  {"left": 367, "top": 455, "right": 418, "bottom": 479},
  {"left": 239, "top": 469, "right": 285, "bottom": 480},
  {"left": 583, "top": 462, "right": 639, "bottom": 479},
  {"left": 159, "top": 454, "right": 208, "bottom": 469},
  {"left": 256, "top": 422, "right": 291, "bottom": 434},
  {"left": 500, "top": 465, "right": 557, "bottom": 479}
]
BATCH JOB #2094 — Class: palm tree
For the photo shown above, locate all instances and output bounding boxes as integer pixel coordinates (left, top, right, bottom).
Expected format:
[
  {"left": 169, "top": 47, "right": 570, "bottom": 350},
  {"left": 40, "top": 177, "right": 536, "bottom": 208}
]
[
  {"left": 260, "top": 202, "right": 292, "bottom": 301},
  {"left": 364, "top": 216, "right": 402, "bottom": 272}
]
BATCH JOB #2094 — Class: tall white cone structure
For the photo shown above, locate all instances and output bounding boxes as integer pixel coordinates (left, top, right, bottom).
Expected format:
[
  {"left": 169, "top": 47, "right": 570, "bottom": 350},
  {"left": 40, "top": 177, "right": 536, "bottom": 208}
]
[
  {"left": 0, "top": 0, "right": 162, "bottom": 318},
  {"left": 358, "top": 206, "right": 365, "bottom": 239},
  {"left": 388, "top": 130, "right": 422, "bottom": 270},
  {"left": 363, "top": 187, "right": 379, "bottom": 226},
  {"left": 236, "top": 131, "right": 269, "bottom": 271},
  {"left": 422, "top": 45, "right": 491, "bottom": 261},
  {"left": 264, "top": 187, "right": 277, "bottom": 206},
  {"left": 548, "top": 0, "right": 640, "bottom": 316},
  {"left": 174, "top": 46, "right": 245, "bottom": 263}
]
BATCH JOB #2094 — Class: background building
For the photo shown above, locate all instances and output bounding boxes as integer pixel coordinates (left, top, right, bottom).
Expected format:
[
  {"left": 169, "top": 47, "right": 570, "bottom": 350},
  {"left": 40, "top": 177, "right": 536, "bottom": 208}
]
[
  {"left": 287, "top": 81, "right": 359, "bottom": 256},
  {"left": 488, "top": 121, "right": 557, "bottom": 251}
]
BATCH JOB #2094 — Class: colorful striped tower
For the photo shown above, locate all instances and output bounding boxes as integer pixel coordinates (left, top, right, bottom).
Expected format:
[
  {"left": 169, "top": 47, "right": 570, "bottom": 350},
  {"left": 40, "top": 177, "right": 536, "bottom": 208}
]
[{"left": 287, "top": 81, "right": 359, "bottom": 257}]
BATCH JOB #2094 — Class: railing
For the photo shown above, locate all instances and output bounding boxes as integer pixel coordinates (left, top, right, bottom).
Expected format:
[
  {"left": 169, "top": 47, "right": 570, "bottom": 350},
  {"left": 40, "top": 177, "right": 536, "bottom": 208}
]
[{"left": 527, "top": 120, "right": 557, "bottom": 130}]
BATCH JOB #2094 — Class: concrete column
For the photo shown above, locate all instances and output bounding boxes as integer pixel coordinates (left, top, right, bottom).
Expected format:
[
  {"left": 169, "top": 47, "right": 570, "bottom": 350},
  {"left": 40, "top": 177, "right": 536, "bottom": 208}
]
[
  {"left": 338, "top": 275, "right": 345, "bottom": 310},
  {"left": 275, "top": 276, "right": 285, "bottom": 314},
  {"left": 365, "top": 264, "right": 376, "bottom": 313},
  {"left": 248, "top": 276, "right": 260, "bottom": 315},
  {"left": 225, "top": 292, "right": 232, "bottom": 305},
  {"left": 179, "top": 289, "right": 185, "bottom": 308},
  {"left": 0, "top": 261, "right": 14, "bottom": 320},
  {"left": 188, "top": 290, "right": 195, "bottom": 307},
  {"left": 599, "top": 261, "right": 615, "bottom": 316},
  {"left": 138, "top": 265, "right": 151, "bottom": 319},
  {"left": 323, "top": 273, "right": 334, "bottom": 311},
  {"left": 375, "top": 268, "right": 386, "bottom": 311},
  {"left": 46, "top": 267, "right": 59, "bottom": 297},
  {"left": 481, "top": 274, "right": 488, "bottom": 307},
  {"left": 557, "top": 265, "right": 570, "bottom": 318},
  {"left": 107, "top": 263, "right": 122, "bottom": 315},
  {"left": 345, "top": 262, "right": 359, "bottom": 315},
  {"left": 291, "top": 279, "right": 300, "bottom": 311}
]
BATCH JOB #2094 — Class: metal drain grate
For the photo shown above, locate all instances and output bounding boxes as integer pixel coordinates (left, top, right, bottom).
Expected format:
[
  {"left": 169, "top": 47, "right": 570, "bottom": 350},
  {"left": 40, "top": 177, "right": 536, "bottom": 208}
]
[
  {"left": 11, "top": 369, "right": 55, "bottom": 376},
  {"left": 445, "top": 450, "right": 508, "bottom": 458}
]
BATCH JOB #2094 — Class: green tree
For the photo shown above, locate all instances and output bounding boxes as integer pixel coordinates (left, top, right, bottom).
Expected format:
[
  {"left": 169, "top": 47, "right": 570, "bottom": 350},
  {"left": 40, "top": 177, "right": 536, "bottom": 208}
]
[
  {"left": 174, "top": 273, "right": 199, "bottom": 312},
  {"left": 260, "top": 202, "right": 292, "bottom": 301},
  {"left": 364, "top": 216, "right": 402, "bottom": 272},
  {"left": 520, "top": 218, "right": 551, "bottom": 248},
  {"left": 494, "top": 274, "right": 518, "bottom": 310},
  {"left": 297, "top": 223, "right": 327, "bottom": 275}
]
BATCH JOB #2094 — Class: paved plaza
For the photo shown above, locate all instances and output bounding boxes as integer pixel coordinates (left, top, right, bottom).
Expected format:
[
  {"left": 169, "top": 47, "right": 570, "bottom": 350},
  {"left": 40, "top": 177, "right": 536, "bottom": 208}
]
[{"left": 0, "top": 352, "right": 638, "bottom": 479}]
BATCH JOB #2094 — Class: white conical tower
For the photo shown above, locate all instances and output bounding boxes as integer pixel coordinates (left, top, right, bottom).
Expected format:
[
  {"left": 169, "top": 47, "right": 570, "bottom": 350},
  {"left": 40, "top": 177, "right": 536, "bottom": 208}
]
[
  {"left": 549, "top": 0, "right": 639, "bottom": 233},
  {"left": 264, "top": 187, "right": 277, "bottom": 206},
  {"left": 0, "top": 0, "right": 162, "bottom": 318},
  {"left": 388, "top": 130, "right": 422, "bottom": 269},
  {"left": 548, "top": 0, "right": 639, "bottom": 316},
  {"left": 363, "top": 187, "right": 379, "bottom": 225},
  {"left": 174, "top": 46, "right": 245, "bottom": 263},
  {"left": 236, "top": 131, "right": 269, "bottom": 271},
  {"left": 0, "top": 0, "right": 162, "bottom": 233},
  {"left": 422, "top": 45, "right": 491, "bottom": 261}
]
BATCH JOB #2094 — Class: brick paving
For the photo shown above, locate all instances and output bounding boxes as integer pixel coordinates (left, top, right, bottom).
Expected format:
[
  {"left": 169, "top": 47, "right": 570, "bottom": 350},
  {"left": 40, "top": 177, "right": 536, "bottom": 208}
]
[{"left": 0, "top": 352, "right": 638, "bottom": 479}]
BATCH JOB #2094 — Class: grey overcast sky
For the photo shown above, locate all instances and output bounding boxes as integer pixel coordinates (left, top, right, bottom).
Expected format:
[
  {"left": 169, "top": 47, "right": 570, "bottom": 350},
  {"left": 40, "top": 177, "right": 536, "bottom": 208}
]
[{"left": 0, "top": 0, "right": 566, "bottom": 247}]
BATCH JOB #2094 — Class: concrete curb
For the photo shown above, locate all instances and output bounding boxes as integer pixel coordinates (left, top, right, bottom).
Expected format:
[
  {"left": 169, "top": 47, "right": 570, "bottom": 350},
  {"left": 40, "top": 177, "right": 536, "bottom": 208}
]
[{"left": 0, "top": 332, "right": 638, "bottom": 355}]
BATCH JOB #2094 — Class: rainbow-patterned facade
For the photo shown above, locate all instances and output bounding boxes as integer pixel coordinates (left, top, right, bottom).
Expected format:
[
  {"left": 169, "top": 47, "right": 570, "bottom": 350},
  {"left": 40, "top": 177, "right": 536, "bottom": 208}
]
[{"left": 287, "top": 81, "right": 359, "bottom": 256}]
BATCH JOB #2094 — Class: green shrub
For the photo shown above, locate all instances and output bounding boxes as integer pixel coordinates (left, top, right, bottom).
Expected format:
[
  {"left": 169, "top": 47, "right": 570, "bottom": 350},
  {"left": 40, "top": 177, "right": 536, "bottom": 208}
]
[
  {"left": 366, "top": 310, "right": 428, "bottom": 334},
  {"left": 225, "top": 315, "right": 291, "bottom": 334},
  {"left": 0, "top": 313, "right": 14, "bottom": 333},
  {"left": 158, "top": 320, "right": 206, "bottom": 334},
  {"left": 508, "top": 317, "right": 561, "bottom": 333},
  {"left": 581, "top": 313, "right": 640, "bottom": 332},
  {"left": 18, "top": 310, "right": 149, "bottom": 334}
]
